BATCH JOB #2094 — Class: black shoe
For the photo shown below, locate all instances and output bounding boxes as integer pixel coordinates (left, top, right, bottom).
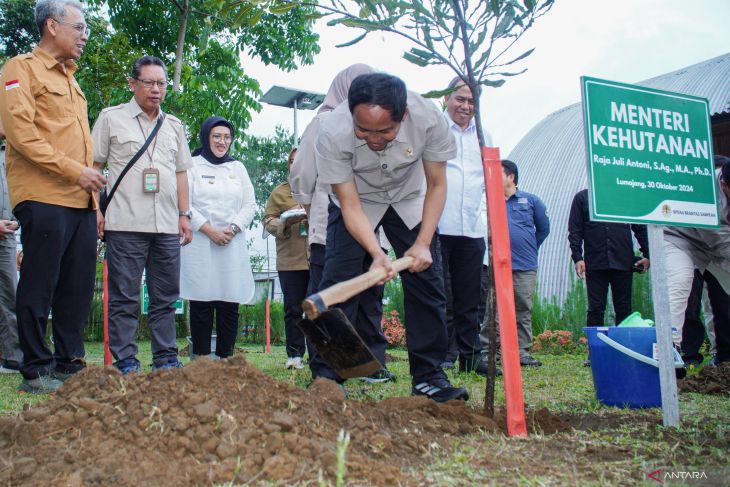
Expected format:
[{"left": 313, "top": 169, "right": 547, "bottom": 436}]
[
  {"left": 520, "top": 355, "right": 542, "bottom": 367},
  {"left": 676, "top": 366, "right": 687, "bottom": 380},
  {"left": 459, "top": 355, "right": 502, "bottom": 377},
  {"left": 52, "top": 369, "right": 78, "bottom": 382},
  {"left": 412, "top": 377, "right": 469, "bottom": 403},
  {"left": 360, "top": 367, "right": 397, "bottom": 383},
  {"left": 583, "top": 358, "right": 591, "bottom": 367},
  {"left": 18, "top": 375, "right": 63, "bottom": 394}
]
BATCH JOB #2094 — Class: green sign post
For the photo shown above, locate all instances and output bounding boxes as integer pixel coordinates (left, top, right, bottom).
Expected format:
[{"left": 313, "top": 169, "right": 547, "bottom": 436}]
[
  {"left": 582, "top": 76, "right": 717, "bottom": 227},
  {"left": 141, "top": 283, "right": 184, "bottom": 315},
  {"left": 581, "top": 76, "right": 719, "bottom": 428}
]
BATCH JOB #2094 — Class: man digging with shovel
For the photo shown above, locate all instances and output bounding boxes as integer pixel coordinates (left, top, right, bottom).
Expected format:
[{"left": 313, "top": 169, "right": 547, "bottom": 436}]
[{"left": 309, "top": 73, "right": 468, "bottom": 403}]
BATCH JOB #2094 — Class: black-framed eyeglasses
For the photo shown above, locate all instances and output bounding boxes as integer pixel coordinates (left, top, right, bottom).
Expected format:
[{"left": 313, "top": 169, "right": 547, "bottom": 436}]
[
  {"left": 134, "top": 78, "right": 169, "bottom": 90},
  {"left": 53, "top": 18, "right": 90, "bottom": 37},
  {"left": 211, "top": 134, "right": 233, "bottom": 142}
]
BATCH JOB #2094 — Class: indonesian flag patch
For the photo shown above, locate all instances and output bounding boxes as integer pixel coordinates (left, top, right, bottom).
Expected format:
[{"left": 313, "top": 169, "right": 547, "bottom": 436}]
[{"left": 5, "top": 80, "right": 19, "bottom": 91}]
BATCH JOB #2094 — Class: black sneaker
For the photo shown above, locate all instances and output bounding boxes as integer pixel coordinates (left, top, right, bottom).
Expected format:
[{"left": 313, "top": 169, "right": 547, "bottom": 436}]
[
  {"left": 520, "top": 355, "right": 542, "bottom": 367},
  {"left": 0, "top": 360, "right": 20, "bottom": 374},
  {"left": 412, "top": 377, "right": 469, "bottom": 403},
  {"left": 18, "top": 375, "right": 63, "bottom": 394},
  {"left": 459, "top": 354, "right": 502, "bottom": 377},
  {"left": 52, "top": 369, "right": 78, "bottom": 382},
  {"left": 360, "top": 367, "right": 397, "bottom": 383}
]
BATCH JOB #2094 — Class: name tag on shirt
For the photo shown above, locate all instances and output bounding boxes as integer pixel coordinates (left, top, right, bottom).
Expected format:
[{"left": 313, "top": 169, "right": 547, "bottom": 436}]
[
  {"left": 142, "top": 168, "right": 160, "bottom": 193},
  {"left": 202, "top": 174, "right": 215, "bottom": 184},
  {"left": 518, "top": 197, "right": 529, "bottom": 204}
]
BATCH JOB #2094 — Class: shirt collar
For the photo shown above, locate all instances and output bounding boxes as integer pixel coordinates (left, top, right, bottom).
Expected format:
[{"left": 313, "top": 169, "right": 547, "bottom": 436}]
[
  {"left": 444, "top": 110, "right": 476, "bottom": 133},
  {"left": 126, "top": 96, "right": 164, "bottom": 121},
  {"left": 32, "top": 46, "right": 77, "bottom": 75}
]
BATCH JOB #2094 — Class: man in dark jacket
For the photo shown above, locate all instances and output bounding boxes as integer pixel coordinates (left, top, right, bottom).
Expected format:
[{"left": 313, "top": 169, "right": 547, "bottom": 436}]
[{"left": 568, "top": 189, "right": 650, "bottom": 333}]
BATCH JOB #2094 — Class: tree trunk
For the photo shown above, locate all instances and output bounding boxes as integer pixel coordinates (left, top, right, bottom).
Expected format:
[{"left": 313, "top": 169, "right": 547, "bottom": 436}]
[
  {"left": 452, "top": 0, "right": 498, "bottom": 418},
  {"left": 173, "top": 0, "right": 189, "bottom": 92}
]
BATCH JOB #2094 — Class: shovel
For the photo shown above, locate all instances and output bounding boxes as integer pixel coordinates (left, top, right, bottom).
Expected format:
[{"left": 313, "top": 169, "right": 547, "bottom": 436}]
[{"left": 299, "top": 256, "right": 414, "bottom": 379}]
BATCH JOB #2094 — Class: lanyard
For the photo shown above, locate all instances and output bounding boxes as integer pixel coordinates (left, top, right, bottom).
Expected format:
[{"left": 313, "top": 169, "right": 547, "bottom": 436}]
[{"left": 136, "top": 116, "right": 160, "bottom": 164}]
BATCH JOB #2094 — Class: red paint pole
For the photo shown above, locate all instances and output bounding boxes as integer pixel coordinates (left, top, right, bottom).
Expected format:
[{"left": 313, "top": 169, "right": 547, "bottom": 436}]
[
  {"left": 265, "top": 298, "right": 271, "bottom": 353},
  {"left": 102, "top": 259, "right": 112, "bottom": 366},
  {"left": 482, "top": 147, "right": 527, "bottom": 437}
]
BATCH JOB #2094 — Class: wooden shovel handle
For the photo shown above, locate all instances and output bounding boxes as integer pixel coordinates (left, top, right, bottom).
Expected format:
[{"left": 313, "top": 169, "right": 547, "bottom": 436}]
[{"left": 303, "top": 256, "right": 414, "bottom": 319}]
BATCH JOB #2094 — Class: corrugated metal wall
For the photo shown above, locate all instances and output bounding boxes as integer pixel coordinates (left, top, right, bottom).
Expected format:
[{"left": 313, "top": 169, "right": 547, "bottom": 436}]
[{"left": 508, "top": 53, "right": 730, "bottom": 303}]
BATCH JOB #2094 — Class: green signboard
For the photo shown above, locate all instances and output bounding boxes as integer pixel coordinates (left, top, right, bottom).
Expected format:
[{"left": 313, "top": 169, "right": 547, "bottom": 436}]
[{"left": 581, "top": 76, "right": 718, "bottom": 227}]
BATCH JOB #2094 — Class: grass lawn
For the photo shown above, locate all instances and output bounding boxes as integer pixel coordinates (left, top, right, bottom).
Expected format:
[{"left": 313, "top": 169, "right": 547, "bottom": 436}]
[{"left": 1, "top": 341, "right": 728, "bottom": 485}]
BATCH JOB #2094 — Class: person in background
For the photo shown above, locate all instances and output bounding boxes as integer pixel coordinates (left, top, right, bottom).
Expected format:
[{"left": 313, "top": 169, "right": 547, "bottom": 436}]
[
  {"left": 664, "top": 156, "right": 730, "bottom": 366},
  {"left": 680, "top": 269, "right": 724, "bottom": 367},
  {"left": 0, "top": 0, "right": 106, "bottom": 393},
  {"left": 92, "top": 55, "right": 192, "bottom": 374},
  {"left": 438, "top": 76, "right": 491, "bottom": 376},
  {"left": 314, "top": 73, "right": 467, "bottom": 402},
  {"left": 568, "top": 188, "right": 649, "bottom": 366},
  {"left": 290, "top": 64, "right": 394, "bottom": 383},
  {"left": 264, "top": 148, "right": 309, "bottom": 369},
  {"left": 500, "top": 160, "right": 549, "bottom": 367},
  {"left": 0, "top": 118, "right": 22, "bottom": 374},
  {"left": 180, "top": 116, "right": 256, "bottom": 360}
]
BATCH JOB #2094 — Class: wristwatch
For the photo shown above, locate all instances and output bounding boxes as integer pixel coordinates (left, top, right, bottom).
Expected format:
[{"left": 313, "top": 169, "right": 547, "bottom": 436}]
[
  {"left": 179, "top": 210, "right": 192, "bottom": 219},
  {"left": 230, "top": 223, "right": 241, "bottom": 235}
]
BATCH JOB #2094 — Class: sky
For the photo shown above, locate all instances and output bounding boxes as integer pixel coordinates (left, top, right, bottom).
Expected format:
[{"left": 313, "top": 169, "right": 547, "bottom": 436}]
[
  {"left": 243, "top": 0, "right": 730, "bottom": 265},
  {"left": 243, "top": 0, "right": 729, "bottom": 155}
]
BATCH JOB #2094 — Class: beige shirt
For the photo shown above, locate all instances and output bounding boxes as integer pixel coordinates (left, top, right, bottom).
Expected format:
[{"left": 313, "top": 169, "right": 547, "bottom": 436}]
[
  {"left": 0, "top": 47, "right": 93, "bottom": 209},
  {"left": 315, "top": 91, "right": 456, "bottom": 230},
  {"left": 264, "top": 182, "right": 310, "bottom": 271},
  {"left": 290, "top": 114, "right": 329, "bottom": 246},
  {"left": 92, "top": 98, "right": 192, "bottom": 234},
  {"left": 664, "top": 169, "right": 730, "bottom": 270}
]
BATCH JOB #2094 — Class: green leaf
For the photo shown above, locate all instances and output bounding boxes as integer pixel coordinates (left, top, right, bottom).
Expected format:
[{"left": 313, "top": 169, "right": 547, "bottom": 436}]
[
  {"left": 403, "top": 51, "right": 429, "bottom": 67},
  {"left": 502, "top": 47, "right": 535, "bottom": 66},
  {"left": 410, "top": 47, "right": 435, "bottom": 60},
  {"left": 481, "top": 78, "right": 506, "bottom": 88},
  {"left": 335, "top": 31, "right": 368, "bottom": 48},
  {"left": 269, "top": 2, "right": 297, "bottom": 15},
  {"left": 341, "top": 18, "right": 385, "bottom": 31},
  {"left": 422, "top": 86, "right": 460, "bottom": 98}
]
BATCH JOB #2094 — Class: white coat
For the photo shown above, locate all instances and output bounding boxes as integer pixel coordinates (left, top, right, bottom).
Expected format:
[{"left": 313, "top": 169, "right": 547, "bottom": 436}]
[{"left": 180, "top": 155, "right": 256, "bottom": 303}]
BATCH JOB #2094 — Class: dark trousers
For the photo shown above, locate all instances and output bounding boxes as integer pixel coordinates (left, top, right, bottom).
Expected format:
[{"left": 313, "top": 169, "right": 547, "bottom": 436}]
[
  {"left": 14, "top": 201, "right": 96, "bottom": 379},
  {"left": 190, "top": 300, "right": 239, "bottom": 358},
  {"left": 441, "top": 235, "right": 485, "bottom": 364},
  {"left": 585, "top": 268, "right": 633, "bottom": 326},
  {"left": 308, "top": 237, "right": 387, "bottom": 371},
  {"left": 106, "top": 231, "right": 180, "bottom": 367},
  {"left": 310, "top": 205, "right": 446, "bottom": 383},
  {"left": 684, "top": 270, "right": 730, "bottom": 363},
  {"left": 307, "top": 244, "right": 326, "bottom": 296},
  {"left": 682, "top": 270, "right": 707, "bottom": 361},
  {"left": 279, "top": 270, "right": 308, "bottom": 358}
]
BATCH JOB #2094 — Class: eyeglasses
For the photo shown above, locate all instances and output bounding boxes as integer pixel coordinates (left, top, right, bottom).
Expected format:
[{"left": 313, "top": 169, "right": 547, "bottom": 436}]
[
  {"left": 53, "top": 19, "right": 91, "bottom": 37},
  {"left": 211, "top": 134, "right": 233, "bottom": 142},
  {"left": 134, "top": 78, "right": 169, "bottom": 90}
]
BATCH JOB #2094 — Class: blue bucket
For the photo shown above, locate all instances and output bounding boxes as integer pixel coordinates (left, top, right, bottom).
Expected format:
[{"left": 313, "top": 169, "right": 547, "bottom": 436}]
[{"left": 583, "top": 326, "right": 681, "bottom": 408}]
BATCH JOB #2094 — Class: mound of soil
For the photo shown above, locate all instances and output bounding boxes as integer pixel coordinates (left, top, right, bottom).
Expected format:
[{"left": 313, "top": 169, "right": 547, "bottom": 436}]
[
  {"left": 0, "top": 357, "right": 524, "bottom": 485},
  {"left": 679, "top": 362, "right": 730, "bottom": 395}
]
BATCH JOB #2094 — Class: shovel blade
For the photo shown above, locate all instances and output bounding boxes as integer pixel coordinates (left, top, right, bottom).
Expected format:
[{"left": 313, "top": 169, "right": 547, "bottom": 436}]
[{"left": 298, "top": 308, "right": 382, "bottom": 379}]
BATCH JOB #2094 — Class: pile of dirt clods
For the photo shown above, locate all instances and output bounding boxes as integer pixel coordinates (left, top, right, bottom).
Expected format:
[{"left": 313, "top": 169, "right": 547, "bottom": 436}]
[
  {"left": 0, "top": 357, "right": 512, "bottom": 486},
  {"left": 679, "top": 362, "right": 730, "bottom": 395}
]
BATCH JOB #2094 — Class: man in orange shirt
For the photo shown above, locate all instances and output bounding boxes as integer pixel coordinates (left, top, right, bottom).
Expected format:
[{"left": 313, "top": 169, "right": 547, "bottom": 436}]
[{"left": 0, "top": 0, "right": 106, "bottom": 393}]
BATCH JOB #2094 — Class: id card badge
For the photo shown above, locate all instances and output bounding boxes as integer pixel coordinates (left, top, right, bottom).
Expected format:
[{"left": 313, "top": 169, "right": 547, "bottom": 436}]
[{"left": 142, "top": 168, "right": 160, "bottom": 193}]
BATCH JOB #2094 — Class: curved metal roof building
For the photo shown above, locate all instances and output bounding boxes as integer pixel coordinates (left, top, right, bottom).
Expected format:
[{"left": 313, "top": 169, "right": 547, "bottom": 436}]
[{"left": 508, "top": 52, "right": 730, "bottom": 303}]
